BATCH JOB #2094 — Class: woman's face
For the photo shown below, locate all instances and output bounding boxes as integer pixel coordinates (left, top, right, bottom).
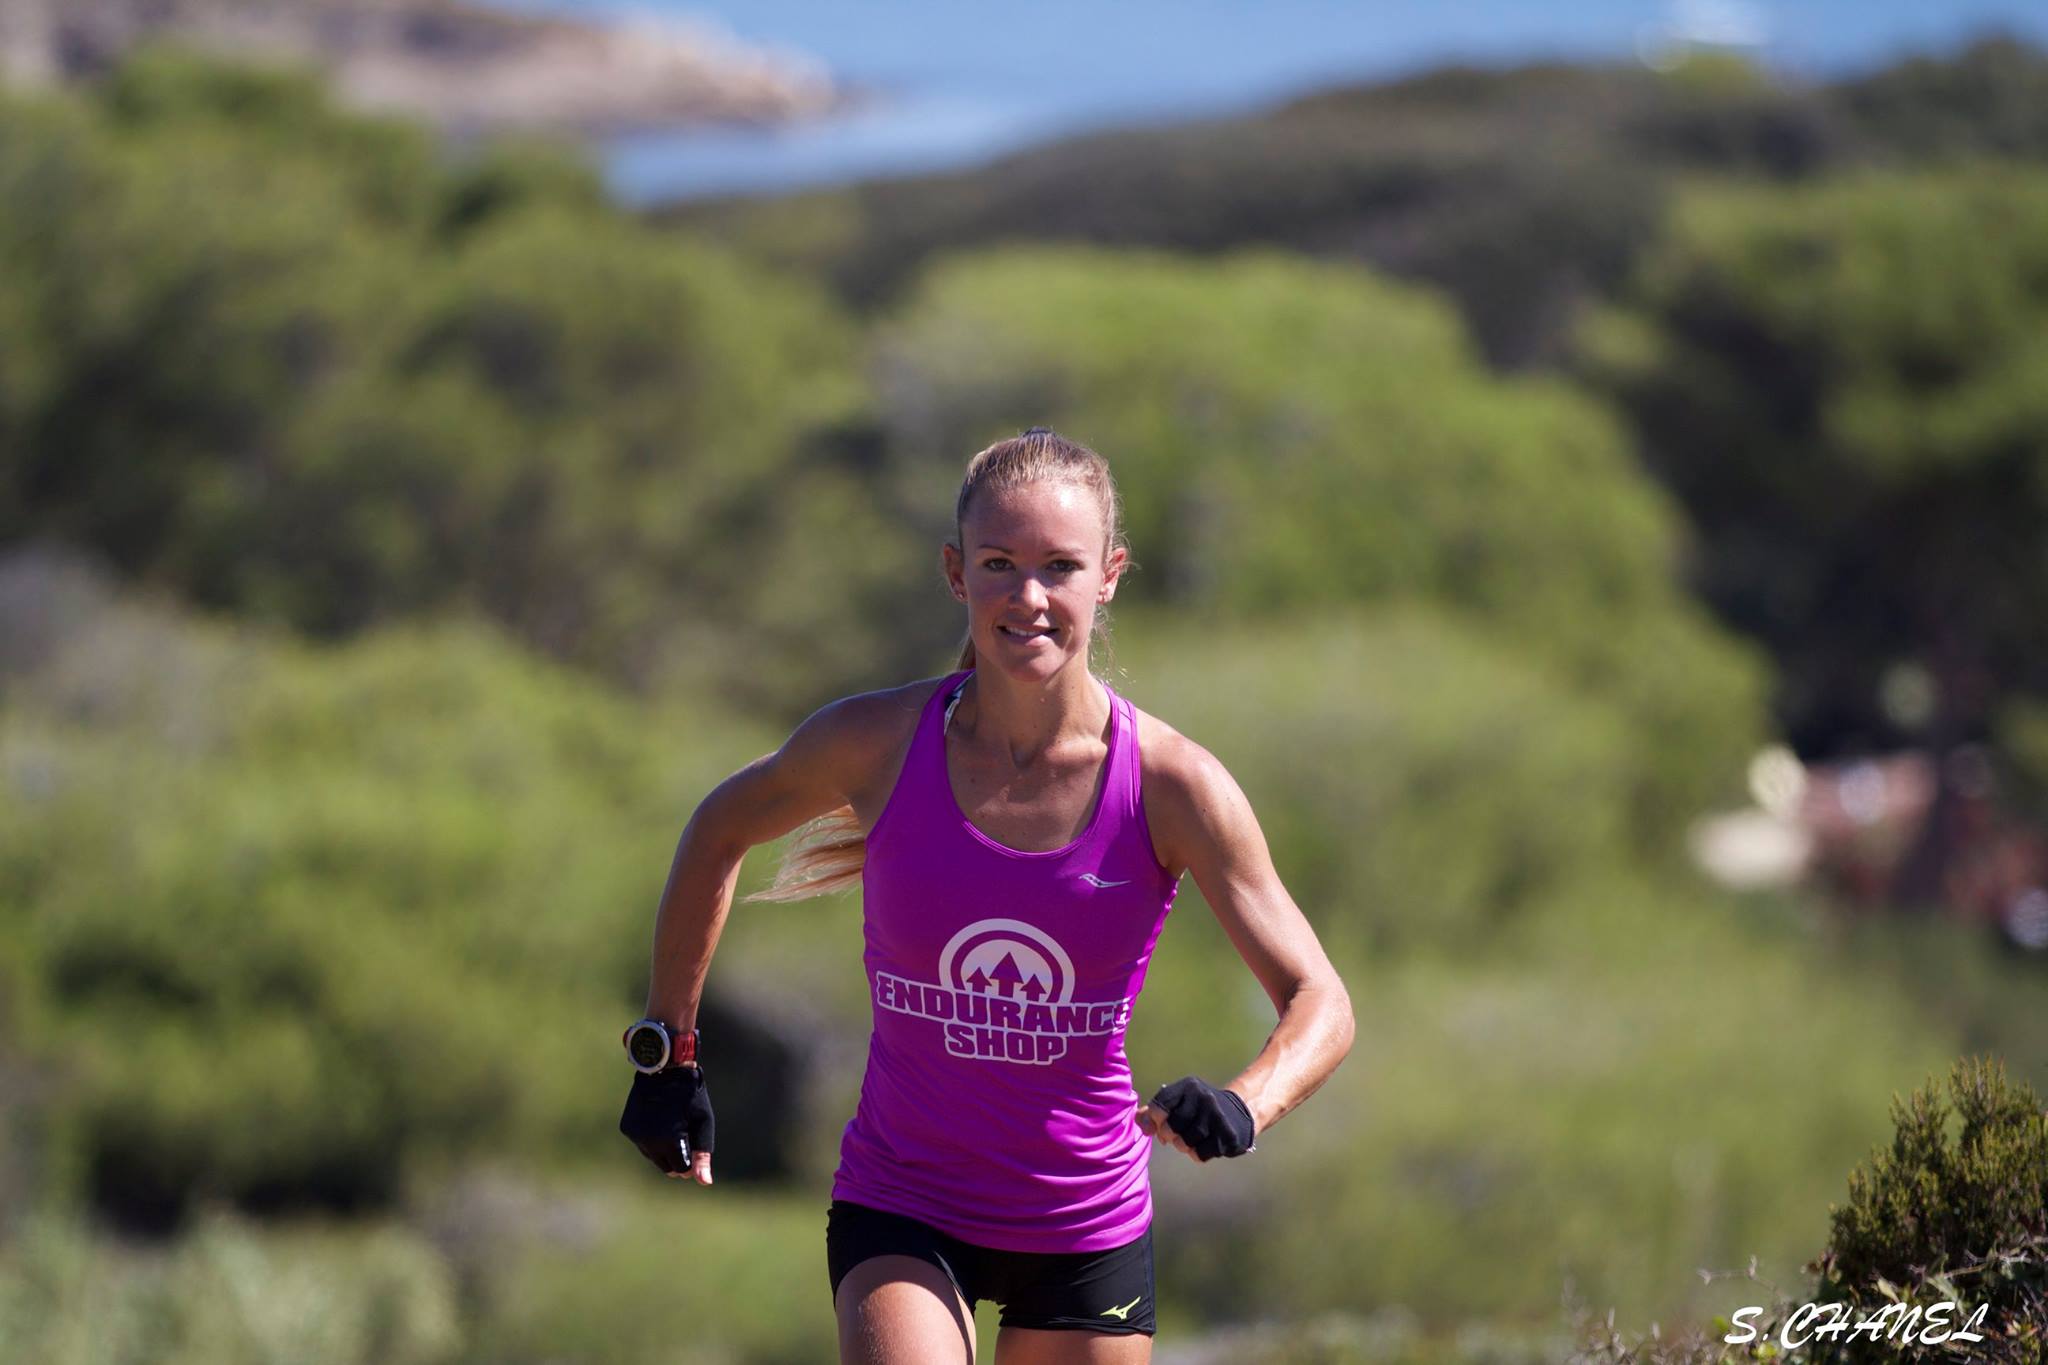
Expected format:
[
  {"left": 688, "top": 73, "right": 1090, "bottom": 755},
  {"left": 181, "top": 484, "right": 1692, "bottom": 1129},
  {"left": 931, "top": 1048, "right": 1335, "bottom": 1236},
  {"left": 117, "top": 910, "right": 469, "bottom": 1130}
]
[{"left": 944, "top": 480, "right": 1125, "bottom": 683}]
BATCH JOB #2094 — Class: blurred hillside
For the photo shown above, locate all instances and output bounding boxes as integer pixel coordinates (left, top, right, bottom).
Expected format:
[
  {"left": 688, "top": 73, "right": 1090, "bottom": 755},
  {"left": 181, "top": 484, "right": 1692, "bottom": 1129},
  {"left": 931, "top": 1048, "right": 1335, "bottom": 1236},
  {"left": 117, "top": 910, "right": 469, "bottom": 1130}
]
[
  {"left": 3, "top": 34, "right": 2047, "bottom": 1365},
  {"left": 664, "top": 35, "right": 2048, "bottom": 370}
]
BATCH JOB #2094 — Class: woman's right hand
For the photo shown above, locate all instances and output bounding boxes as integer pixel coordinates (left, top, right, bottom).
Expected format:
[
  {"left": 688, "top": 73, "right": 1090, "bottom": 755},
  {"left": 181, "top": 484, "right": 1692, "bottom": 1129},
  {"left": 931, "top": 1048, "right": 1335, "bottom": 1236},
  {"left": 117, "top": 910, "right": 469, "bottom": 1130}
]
[{"left": 619, "top": 1066, "right": 717, "bottom": 1185}]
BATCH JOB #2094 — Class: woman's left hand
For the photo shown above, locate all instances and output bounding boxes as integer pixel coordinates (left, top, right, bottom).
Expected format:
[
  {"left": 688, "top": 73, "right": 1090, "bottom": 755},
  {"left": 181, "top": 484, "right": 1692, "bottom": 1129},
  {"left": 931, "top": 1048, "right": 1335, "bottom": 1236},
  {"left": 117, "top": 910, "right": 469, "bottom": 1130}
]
[
  {"left": 1135, "top": 1099, "right": 1203, "bottom": 1162},
  {"left": 1136, "top": 1076, "right": 1258, "bottom": 1161}
]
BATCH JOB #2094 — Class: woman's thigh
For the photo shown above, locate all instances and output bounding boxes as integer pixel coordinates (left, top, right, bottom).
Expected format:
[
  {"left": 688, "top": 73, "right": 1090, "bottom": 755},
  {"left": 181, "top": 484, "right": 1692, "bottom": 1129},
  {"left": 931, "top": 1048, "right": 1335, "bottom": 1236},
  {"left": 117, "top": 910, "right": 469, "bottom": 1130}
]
[
  {"left": 835, "top": 1254, "right": 977, "bottom": 1365},
  {"left": 995, "top": 1325, "right": 1152, "bottom": 1365}
]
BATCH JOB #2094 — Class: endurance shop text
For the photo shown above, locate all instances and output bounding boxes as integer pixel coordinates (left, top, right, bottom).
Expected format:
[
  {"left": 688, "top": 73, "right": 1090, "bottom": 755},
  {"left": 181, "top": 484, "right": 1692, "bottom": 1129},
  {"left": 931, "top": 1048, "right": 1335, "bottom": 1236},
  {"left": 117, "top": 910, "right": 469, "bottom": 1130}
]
[
  {"left": 872, "top": 970, "right": 1132, "bottom": 1065},
  {"left": 1725, "top": 1300, "right": 1988, "bottom": 1350}
]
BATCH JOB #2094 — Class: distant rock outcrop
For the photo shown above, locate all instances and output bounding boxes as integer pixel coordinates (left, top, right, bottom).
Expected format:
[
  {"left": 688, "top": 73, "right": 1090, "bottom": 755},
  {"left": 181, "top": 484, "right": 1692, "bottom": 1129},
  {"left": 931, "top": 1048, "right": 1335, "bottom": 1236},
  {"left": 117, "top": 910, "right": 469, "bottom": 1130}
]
[{"left": 0, "top": 0, "right": 847, "bottom": 134}]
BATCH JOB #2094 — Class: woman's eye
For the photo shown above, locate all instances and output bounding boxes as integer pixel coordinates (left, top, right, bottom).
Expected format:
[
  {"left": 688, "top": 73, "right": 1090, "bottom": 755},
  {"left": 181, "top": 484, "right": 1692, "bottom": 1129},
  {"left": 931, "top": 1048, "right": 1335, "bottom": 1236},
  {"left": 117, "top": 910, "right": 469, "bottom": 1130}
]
[{"left": 979, "top": 557, "right": 1079, "bottom": 572}]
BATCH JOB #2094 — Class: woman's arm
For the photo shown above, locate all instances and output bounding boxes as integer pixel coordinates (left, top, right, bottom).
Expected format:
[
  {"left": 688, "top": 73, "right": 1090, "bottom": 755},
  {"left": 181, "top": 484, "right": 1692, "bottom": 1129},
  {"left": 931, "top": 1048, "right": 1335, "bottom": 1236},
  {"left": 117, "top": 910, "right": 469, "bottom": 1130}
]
[
  {"left": 641, "top": 689, "right": 911, "bottom": 1034},
  {"left": 628, "top": 687, "right": 921, "bottom": 1186},
  {"left": 1141, "top": 730, "right": 1356, "bottom": 1153}
]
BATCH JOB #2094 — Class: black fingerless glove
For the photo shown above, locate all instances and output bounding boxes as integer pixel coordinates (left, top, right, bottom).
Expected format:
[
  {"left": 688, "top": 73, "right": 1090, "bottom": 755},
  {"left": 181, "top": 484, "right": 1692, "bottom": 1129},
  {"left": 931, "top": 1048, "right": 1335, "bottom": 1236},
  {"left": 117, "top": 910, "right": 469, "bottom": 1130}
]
[
  {"left": 619, "top": 1065, "right": 716, "bottom": 1174},
  {"left": 1152, "top": 1076, "right": 1257, "bottom": 1160}
]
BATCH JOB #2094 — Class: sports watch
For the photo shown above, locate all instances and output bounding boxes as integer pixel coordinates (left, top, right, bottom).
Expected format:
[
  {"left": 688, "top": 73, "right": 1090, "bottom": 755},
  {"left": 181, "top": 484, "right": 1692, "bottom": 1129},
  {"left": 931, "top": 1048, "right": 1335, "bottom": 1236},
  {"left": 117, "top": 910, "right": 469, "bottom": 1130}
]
[{"left": 623, "top": 1019, "right": 700, "bottom": 1074}]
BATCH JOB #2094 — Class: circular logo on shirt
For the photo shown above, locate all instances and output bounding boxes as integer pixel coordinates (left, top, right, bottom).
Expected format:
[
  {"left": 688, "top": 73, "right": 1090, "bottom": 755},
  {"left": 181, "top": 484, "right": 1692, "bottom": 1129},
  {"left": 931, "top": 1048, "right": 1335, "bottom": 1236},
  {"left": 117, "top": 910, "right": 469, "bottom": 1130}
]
[
  {"left": 938, "top": 918, "right": 1076, "bottom": 1005},
  {"left": 871, "top": 917, "right": 1131, "bottom": 1065}
]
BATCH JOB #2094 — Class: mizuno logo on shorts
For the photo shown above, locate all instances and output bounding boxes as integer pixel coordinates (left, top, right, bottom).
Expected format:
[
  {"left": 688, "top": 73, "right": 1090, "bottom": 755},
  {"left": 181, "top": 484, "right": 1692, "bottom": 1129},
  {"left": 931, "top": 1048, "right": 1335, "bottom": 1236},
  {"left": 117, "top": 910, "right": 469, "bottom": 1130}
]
[
  {"left": 1078, "top": 873, "right": 1130, "bottom": 887},
  {"left": 1101, "top": 1296, "right": 1142, "bottom": 1320}
]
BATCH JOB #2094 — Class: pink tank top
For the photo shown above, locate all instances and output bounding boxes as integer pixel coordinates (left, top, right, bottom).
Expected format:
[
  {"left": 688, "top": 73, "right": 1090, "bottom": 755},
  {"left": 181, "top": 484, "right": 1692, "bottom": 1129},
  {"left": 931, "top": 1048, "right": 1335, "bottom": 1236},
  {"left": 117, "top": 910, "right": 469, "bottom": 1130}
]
[{"left": 831, "top": 668, "right": 1182, "bottom": 1252}]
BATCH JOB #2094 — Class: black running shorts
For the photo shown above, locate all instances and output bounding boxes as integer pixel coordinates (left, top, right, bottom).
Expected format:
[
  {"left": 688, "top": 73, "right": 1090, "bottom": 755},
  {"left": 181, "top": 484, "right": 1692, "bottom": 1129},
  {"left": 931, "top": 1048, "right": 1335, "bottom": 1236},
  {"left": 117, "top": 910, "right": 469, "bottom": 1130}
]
[{"left": 826, "top": 1199, "right": 1157, "bottom": 1336}]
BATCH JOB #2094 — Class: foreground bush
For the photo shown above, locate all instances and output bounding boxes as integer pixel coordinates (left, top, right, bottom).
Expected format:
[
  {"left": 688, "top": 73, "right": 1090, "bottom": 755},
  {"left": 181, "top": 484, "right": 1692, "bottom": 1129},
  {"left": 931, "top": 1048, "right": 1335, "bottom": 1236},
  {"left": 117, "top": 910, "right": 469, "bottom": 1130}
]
[
  {"left": 1810, "top": 1055, "right": 2047, "bottom": 1361},
  {"left": 1568, "top": 1056, "right": 2048, "bottom": 1363}
]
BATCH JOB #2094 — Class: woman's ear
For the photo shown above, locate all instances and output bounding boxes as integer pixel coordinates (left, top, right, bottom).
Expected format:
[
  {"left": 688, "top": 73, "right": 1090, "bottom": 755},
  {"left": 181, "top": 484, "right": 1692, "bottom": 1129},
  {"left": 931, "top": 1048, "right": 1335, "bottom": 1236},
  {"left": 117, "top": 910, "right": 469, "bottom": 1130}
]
[
  {"left": 1099, "top": 545, "right": 1129, "bottom": 601},
  {"left": 941, "top": 542, "right": 966, "bottom": 600}
]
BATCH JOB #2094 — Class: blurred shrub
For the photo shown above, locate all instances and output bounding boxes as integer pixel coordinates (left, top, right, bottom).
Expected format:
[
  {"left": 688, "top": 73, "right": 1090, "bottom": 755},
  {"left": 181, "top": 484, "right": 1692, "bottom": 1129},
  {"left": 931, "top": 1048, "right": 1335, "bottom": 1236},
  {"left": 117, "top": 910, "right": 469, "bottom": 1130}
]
[
  {"left": 1823, "top": 910, "right": 2048, "bottom": 1086},
  {"left": 436, "top": 1174, "right": 836, "bottom": 1365},
  {"left": 0, "top": 929, "right": 48, "bottom": 1240},
  {"left": 0, "top": 550, "right": 785, "bottom": 1228},
  {"left": 0, "top": 1175, "right": 843, "bottom": 1365},
  {"left": 0, "top": 1208, "right": 460, "bottom": 1365},
  {"left": 1155, "top": 874, "right": 1956, "bottom": 1327},
  {"left": 1995, "top": 696, "right": 2048, "bottom": 820},
  {"left": 1112, "top": 608, "right": 1635, "bottom": 958},
  {"left": 1150, "top": 1308, "right": 1568, "bottom": 1364}
]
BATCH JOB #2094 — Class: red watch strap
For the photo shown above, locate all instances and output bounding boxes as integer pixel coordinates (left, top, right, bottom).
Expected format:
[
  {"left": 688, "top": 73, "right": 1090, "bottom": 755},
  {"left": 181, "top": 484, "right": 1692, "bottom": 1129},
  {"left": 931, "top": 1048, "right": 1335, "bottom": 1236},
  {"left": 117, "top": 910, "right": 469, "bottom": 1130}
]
[{"left": 671, "top": 1027, "right": 700, "bottom": 1067}]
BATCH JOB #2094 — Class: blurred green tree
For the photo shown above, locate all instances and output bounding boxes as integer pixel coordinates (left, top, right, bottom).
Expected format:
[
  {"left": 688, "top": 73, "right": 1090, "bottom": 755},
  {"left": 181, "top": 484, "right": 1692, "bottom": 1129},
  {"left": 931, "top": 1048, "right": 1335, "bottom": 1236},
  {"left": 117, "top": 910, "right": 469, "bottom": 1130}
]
[
  {"left": 0, "top": 50, "right": 902, "bottom": 716},
  {"left": 1578, "top": 169, "right": 2048, "bottom": 784}
]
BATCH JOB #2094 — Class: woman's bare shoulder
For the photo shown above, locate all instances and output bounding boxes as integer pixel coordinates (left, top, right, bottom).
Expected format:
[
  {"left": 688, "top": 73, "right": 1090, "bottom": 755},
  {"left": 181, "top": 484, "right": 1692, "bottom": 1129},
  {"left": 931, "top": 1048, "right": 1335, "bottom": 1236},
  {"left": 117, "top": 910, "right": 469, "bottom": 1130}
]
[
  {"left": 1129, "top": 701, "right": 1215, "bottom": 785},
  {"left": 801, "top": 673, "right": 956, "bottom": 788},
  {"left": 1130, "top": 701, "right": 1273, "bottom": 881},
  {"left": 1128, "top": 701, "right": 1219, "bottom": 879}
]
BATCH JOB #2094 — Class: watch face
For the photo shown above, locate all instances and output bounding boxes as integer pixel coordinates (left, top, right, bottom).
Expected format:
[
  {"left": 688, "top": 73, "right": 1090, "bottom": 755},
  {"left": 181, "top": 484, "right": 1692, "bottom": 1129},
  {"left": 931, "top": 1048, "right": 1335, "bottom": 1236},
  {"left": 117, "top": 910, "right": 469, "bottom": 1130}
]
[{"left": 627, "top": 1025, "right": 669, "bottom": 1071}]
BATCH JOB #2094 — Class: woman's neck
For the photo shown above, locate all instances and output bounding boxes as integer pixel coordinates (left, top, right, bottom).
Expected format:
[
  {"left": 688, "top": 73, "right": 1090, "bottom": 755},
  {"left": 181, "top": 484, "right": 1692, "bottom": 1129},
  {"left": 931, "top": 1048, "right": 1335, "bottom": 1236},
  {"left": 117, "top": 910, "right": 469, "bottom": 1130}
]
[{"left": 954, "top": 666, "right": 1109, "bottom": 770}]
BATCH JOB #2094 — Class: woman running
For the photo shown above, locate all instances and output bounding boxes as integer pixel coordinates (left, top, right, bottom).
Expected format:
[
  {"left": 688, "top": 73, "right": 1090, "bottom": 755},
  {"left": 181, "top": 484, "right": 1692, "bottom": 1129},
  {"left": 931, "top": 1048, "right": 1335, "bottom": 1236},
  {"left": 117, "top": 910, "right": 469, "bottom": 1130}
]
[{"left": 620, "top": 428, "right": 1355, "bottom": 1364}]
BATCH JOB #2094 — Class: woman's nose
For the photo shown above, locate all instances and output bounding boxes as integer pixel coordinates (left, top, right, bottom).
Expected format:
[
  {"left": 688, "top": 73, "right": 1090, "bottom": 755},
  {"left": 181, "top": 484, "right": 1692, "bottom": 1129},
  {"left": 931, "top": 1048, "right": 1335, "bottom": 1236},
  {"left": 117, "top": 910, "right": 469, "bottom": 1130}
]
[{"left": 1016, "top": 574, "right": 1051, "bottom": 609}]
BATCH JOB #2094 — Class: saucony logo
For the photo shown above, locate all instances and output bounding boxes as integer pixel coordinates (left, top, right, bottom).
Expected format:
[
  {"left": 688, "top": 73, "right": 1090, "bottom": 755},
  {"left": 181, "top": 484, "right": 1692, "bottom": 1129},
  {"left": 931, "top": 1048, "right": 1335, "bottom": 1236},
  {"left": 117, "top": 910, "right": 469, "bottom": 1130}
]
[{"left": 1078, "top": 874, "right": 1130, "bottom": 888}]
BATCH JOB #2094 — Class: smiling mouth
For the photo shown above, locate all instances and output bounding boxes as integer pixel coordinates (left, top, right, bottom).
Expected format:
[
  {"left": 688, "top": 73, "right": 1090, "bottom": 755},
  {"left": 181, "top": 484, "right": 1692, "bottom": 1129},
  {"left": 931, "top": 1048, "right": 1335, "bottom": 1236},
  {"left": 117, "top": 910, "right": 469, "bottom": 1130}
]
[{"left": 999, "top": 624, "right": 1056, "bottom": 641}]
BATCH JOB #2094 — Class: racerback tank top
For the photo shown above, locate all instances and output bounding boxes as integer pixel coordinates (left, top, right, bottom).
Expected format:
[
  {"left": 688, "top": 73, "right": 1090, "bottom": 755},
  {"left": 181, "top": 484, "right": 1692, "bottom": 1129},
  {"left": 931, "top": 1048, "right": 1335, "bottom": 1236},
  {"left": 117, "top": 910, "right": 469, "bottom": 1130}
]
[{"left": 831, "top": 668, "right": 1182, "bottom": 1252}]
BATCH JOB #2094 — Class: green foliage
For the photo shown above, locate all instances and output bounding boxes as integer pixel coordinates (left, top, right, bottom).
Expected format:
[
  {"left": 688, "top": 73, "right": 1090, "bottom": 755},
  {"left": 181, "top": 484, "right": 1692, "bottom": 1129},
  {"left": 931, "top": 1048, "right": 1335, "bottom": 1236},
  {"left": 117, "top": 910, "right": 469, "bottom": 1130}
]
[
  {"left": 0, "top": 1208, "right": 460, "bottom": 1365},
  {"left": 98, "top": 45, "right": 444, "bottom": 226},
  {"left": 1825, "top": 912, "right": 2048, "bottom": 1086},
  {"left": 1996, "top": 696, "right": 2048, "bottom": 820},
  {"left": 1576, "top": 1057, "right": 2048, "bottom": 1364},
  {"left": 1579, "top": 167, "right": 2048, "bottom": 759},
  {"left": 434, "top": 139, "right": 613, "bottom": 243},
  {"left": 0, "top": 554, "right": 779, "bottom": 1227},
  {"left": 0, "top": 51, "right": 901, "bottom": 714},
  {"left": 1818, "top": 1057, "right": 2047, "bottom": 1341},
  {"left": 1833, "top": 35, "right": 2048, "bottom": 162},
  {"left": 0, "top": 1175, "right": 840, "bottom": 1365},
  {"left": 441, "top": 1174, "right": 838, "bottom": 1365},
  {"left": 1209, "top": 876, "right": 1955, "bottom": 1328},
  {"left": 1112, "top": 608, "right": 1637, "bottom": 957},
  {"left": 1136, "top": 1308, "right": 1572, "bottom": 1363}
]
